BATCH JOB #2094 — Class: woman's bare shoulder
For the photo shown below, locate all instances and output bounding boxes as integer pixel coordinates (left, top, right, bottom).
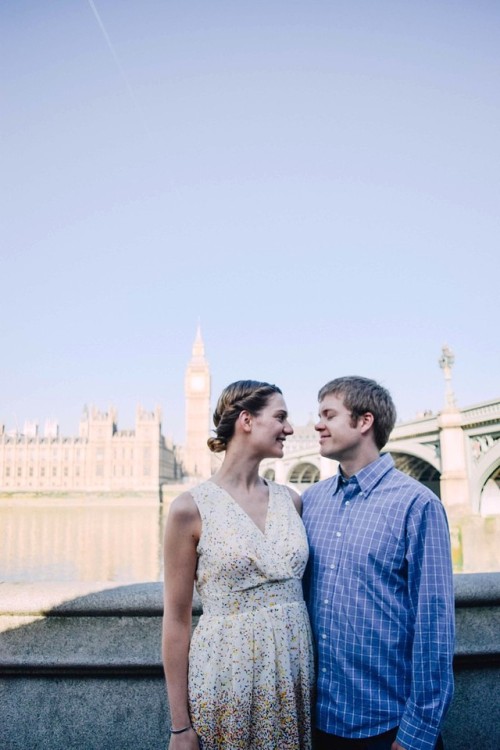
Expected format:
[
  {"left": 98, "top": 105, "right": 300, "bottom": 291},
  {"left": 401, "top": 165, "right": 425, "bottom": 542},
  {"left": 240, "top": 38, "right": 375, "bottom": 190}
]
[{"left": 167, "top": 491, "right": 200, "bottom": 524}]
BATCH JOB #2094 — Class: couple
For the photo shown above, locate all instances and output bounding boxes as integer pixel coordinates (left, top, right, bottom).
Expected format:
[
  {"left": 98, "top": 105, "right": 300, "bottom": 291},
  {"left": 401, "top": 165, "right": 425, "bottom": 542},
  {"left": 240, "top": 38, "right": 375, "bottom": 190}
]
[{"left": 162, "top": 378, "right": 455, "bottom": 750}]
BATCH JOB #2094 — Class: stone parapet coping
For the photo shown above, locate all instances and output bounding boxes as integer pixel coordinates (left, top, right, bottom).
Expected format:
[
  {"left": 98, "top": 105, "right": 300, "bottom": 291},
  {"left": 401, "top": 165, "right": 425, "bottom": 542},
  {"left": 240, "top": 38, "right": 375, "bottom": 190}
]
[
  {"left": 452, "top": 572, "right": 500, "bottom": 663},
  {"left": 1, "top": 573, "right": 498, "bottom": 616},
  {"left": 0, "top": 574, "right": 499, "bottom": 673},
  {"left": 0, "top": 581, "right": 202, "bottom": 616},
  {"left": 453, "top": 571, "right": 500, "bottom": 606}
]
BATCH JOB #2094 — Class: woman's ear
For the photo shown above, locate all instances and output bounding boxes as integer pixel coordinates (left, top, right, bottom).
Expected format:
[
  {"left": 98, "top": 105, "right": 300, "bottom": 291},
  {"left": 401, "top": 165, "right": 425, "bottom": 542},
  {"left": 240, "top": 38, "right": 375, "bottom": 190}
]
[{"left": 237, "top": 410, "right": 253, "bottom": 433}]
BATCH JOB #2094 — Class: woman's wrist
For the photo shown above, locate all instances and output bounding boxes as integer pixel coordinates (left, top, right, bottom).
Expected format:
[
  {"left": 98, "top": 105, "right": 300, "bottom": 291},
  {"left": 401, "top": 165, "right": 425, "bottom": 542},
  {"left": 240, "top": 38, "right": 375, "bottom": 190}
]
[{"left": 170, "top": 723, "right": 192, "bottom": 735}]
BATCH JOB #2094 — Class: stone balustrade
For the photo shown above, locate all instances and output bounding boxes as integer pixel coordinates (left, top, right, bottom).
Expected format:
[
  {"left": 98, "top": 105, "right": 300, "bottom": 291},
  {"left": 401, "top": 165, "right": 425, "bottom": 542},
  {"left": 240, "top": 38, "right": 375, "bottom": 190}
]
[{"left": 0, "top": 574, "right": 499, "bottom": 749}]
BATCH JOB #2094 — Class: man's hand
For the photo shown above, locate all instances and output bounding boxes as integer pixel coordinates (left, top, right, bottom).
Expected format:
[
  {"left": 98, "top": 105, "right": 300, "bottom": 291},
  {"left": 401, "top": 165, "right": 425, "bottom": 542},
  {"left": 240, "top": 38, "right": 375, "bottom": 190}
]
[{"left": 391, "top": 743, "right": 406, "bottom": 750}]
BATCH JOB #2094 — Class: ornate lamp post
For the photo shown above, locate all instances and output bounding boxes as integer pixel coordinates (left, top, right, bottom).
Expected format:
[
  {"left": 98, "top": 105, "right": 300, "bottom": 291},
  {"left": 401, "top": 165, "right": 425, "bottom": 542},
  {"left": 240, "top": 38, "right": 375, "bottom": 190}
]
[
  {"left": 439, "top": 344, "right": 457, "bottom": 409},
  {"left": 437, "top": 344, "right": 469, "bottom": 509}
]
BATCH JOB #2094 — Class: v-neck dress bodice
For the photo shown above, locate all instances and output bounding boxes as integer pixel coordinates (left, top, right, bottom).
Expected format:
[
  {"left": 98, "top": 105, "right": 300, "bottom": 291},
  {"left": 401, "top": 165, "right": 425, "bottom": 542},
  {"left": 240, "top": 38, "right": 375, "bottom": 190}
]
[{"left": 188, "top": 479, "right": 314, "bottom": 749}]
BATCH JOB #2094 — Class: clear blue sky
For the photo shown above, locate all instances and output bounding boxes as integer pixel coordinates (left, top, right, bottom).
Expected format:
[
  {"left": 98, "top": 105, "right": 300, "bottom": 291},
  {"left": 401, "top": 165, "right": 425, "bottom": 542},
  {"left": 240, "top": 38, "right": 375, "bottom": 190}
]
[{"left": 2, "top": 0, "right": 499, "bottom": 443}]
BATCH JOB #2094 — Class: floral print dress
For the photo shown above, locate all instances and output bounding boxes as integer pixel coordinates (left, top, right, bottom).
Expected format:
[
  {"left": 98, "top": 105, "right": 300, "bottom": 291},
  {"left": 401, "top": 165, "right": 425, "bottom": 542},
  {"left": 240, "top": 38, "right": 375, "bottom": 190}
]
[{"left": 188, "top": 479, "right": 314, "bottom": 750}]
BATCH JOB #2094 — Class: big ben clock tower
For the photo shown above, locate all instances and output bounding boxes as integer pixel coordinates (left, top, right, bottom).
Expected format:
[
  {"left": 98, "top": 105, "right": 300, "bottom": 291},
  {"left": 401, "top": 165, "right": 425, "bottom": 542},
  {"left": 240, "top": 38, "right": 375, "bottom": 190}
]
[{"left": 184, "top": 325, "right": 212, "bottom": 479}]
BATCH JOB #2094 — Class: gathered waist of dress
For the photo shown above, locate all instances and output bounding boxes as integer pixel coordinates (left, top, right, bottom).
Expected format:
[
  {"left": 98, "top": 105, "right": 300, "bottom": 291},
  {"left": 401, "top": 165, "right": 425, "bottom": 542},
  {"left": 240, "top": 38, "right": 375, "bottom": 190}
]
[{"left": 199, "top": 578, "right": 306, "bottom": 616}]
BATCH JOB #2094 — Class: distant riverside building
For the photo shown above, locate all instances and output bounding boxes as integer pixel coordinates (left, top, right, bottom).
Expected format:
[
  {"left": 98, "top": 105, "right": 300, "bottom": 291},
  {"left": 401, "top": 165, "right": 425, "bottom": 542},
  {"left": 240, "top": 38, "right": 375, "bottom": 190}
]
[
  {"left": 0, "top": 326, "right": 213, "bottom": 497},
  {"left": 0, "top": 404, "right": 181, "bottom": 496}
]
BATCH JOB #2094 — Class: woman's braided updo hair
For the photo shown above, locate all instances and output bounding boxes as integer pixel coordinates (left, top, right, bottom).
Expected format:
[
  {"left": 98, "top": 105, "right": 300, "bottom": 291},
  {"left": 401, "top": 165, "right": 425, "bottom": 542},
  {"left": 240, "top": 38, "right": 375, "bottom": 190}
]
[{"left": 207, "top": 380, "right": 283, "bottom": 453}]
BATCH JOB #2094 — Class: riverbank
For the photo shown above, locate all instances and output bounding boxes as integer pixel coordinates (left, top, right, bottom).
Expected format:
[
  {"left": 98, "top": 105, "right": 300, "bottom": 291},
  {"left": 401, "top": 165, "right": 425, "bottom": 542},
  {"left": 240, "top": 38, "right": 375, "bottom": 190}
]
[{"left": 0, "top": 484, "right": 191, "bottom": 507}]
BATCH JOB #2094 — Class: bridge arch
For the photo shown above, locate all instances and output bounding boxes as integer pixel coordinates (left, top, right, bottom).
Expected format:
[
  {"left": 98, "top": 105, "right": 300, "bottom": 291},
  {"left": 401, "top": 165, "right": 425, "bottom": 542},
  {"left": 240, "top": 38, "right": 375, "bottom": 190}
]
[
  {"left": 472, "top": 441, "right": 500, "bottom": 515},
  {"left": 385, "top": 441, "right": 441, "bottom": 472},
  {"left": 388, "top": 450, "right": 441, "bottom": 498},
  {"left": 288, "top": 462, "right": 320, "bottom": 488}
]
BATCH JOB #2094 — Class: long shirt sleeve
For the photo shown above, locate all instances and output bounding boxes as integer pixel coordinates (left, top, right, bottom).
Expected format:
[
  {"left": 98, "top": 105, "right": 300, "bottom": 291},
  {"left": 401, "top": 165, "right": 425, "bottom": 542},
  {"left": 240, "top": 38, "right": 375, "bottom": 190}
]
[{"left": 396, "top": 499, "right": 455, "bottom": 750}]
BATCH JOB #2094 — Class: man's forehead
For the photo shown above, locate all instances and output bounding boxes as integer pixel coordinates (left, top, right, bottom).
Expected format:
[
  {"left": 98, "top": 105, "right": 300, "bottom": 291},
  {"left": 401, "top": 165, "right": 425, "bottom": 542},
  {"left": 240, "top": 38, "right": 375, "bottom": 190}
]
[{"left": 319, "top": 392, "right": 346, "bottom": 409}]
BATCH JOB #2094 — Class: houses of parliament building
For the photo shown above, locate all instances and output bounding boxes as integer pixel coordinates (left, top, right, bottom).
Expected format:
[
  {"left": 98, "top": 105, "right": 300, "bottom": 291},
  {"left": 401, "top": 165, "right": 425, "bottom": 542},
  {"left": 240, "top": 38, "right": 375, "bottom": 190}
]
[{"left": 0, "top": 327, "right": 213, "bottom": 498}]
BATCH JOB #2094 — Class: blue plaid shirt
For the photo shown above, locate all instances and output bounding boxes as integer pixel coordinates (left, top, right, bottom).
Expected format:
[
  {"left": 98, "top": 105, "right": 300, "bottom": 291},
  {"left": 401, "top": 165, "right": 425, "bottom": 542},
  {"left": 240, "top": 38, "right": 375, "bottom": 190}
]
[{"left": 302, "top": 453, "right": 455, "bottom": 750}]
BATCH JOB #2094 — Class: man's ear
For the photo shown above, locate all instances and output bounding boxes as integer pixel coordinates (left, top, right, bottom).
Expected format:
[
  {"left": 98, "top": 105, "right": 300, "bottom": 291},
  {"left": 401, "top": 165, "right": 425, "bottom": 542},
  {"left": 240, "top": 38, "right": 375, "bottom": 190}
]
[{"left": 358, "top": 412, "right": 374, "bottom": 435}]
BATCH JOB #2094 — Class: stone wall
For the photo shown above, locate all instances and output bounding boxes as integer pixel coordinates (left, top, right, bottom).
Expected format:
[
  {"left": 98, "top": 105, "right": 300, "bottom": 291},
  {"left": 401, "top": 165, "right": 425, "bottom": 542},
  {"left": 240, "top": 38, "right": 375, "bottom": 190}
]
[{"left": 0, "top": 574, "right": 499, "bottom": 749}]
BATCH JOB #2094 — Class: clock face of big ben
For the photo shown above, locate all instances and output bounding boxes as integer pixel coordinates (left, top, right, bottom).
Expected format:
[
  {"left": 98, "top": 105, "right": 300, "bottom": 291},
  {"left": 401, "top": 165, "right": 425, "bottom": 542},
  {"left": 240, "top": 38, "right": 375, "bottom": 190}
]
[{"left": 191, "top": 374, "right": 205, "bottom": 392}]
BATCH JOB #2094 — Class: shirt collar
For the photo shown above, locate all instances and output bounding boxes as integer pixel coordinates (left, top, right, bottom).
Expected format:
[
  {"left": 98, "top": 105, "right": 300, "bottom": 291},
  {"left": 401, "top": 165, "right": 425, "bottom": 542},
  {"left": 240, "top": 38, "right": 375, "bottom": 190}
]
[{"left": 332, "top": 452, "right": 394, "bottom": 496}]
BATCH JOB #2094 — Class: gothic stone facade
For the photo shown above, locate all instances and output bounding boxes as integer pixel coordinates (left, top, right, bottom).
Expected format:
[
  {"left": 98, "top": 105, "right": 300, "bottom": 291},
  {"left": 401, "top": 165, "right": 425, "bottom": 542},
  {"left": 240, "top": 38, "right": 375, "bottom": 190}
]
[{"left": 0, "top": 405, "right": 181, "bottom": 495}]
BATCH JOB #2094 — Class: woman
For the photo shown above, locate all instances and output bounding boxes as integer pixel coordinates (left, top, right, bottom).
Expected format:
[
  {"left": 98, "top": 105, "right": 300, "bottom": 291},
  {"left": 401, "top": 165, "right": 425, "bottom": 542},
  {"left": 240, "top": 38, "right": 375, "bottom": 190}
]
[{"left": 162, "top": 380, "right": 314, "bottom": 749}]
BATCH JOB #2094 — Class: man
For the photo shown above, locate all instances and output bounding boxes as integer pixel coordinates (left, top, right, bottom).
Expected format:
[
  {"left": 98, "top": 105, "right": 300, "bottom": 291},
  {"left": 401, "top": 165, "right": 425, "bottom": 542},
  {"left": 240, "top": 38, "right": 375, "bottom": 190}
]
[{"left": 302, "top": 376, "right": 455, "bottom": 750}]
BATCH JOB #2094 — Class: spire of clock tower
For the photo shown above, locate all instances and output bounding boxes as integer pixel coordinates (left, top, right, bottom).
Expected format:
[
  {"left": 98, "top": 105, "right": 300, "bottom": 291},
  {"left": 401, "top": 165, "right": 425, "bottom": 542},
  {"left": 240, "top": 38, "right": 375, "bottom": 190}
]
[
  {"left": 184, "top": 325, "right": 212, "bottom": 479},
  {"left": 192, "top": 322, "right": 205, "bottom": 360}
]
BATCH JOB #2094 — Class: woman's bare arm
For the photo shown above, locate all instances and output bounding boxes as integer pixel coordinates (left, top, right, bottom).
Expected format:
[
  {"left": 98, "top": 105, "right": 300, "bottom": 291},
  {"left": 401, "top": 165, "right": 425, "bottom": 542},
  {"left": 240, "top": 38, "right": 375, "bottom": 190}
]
[{"left": 162, "top": 492, "right": 201, "bottom": 744}]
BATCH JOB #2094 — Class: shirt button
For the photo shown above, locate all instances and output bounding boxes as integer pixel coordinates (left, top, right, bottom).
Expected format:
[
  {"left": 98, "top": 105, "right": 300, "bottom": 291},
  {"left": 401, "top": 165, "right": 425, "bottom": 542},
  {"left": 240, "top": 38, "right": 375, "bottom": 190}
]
[
  {"left": 330, "top": 564, "right": 335, "bottom": 569},
  {"left": 322, "top": 634, "right": 327, "bottom": 639},
  {"left": 324, "top": 599, "right": 329, "bottom": 604},
  {"left": 345, "top": 500, "right": 350, "bottom": 506},
  {"left": 336, "top": 531, "right": 341, "bottom": 537},
  {"left": 322, "top": 667, "right": 327, "bottom": 673}
]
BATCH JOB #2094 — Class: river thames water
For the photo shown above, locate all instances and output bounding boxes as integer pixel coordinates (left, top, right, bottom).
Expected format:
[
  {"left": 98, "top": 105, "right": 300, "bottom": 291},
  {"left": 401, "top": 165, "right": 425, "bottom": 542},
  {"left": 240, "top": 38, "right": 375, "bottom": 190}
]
[
  {"left": 1, "top": 497, "right": 499, "bottom": 583},
  {"left": 0, "top": 499, "right": 168, "bottom": 583}
]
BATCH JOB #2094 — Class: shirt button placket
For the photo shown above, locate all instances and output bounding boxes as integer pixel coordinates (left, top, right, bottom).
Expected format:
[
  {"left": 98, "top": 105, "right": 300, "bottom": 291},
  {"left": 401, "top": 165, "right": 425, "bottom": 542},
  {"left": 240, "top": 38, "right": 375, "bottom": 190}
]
[{"left": 331, "top": 481, "right": 358, "bottom": 578}]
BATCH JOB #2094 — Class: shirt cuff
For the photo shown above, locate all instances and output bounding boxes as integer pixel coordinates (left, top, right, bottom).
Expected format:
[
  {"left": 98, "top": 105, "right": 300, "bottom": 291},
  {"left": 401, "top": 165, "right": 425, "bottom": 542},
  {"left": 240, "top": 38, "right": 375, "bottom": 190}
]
[{"left": 397, "top": 710, "right": 440, "bottom": 750}]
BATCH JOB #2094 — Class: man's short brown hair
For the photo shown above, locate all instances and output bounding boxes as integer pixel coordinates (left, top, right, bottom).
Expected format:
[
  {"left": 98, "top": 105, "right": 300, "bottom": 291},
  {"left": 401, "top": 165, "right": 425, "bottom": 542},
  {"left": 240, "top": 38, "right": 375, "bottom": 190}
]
[{"left": 318, "top": 376, "right": 397, "bottom": 449}]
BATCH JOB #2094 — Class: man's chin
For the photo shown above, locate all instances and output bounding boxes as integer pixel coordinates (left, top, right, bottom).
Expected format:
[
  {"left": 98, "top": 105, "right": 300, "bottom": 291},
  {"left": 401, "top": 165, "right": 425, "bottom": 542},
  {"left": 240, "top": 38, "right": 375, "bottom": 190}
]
[{"left": 319, "top": 446, "right": 336, "bottom": 460}]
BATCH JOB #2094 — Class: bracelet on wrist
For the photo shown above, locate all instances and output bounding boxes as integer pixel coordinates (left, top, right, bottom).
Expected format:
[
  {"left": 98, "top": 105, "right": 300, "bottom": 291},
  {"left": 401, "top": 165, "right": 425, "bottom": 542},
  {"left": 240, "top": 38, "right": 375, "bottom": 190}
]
[{"left": 170, "top": 724, "right": 192, "bottom": 735}]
